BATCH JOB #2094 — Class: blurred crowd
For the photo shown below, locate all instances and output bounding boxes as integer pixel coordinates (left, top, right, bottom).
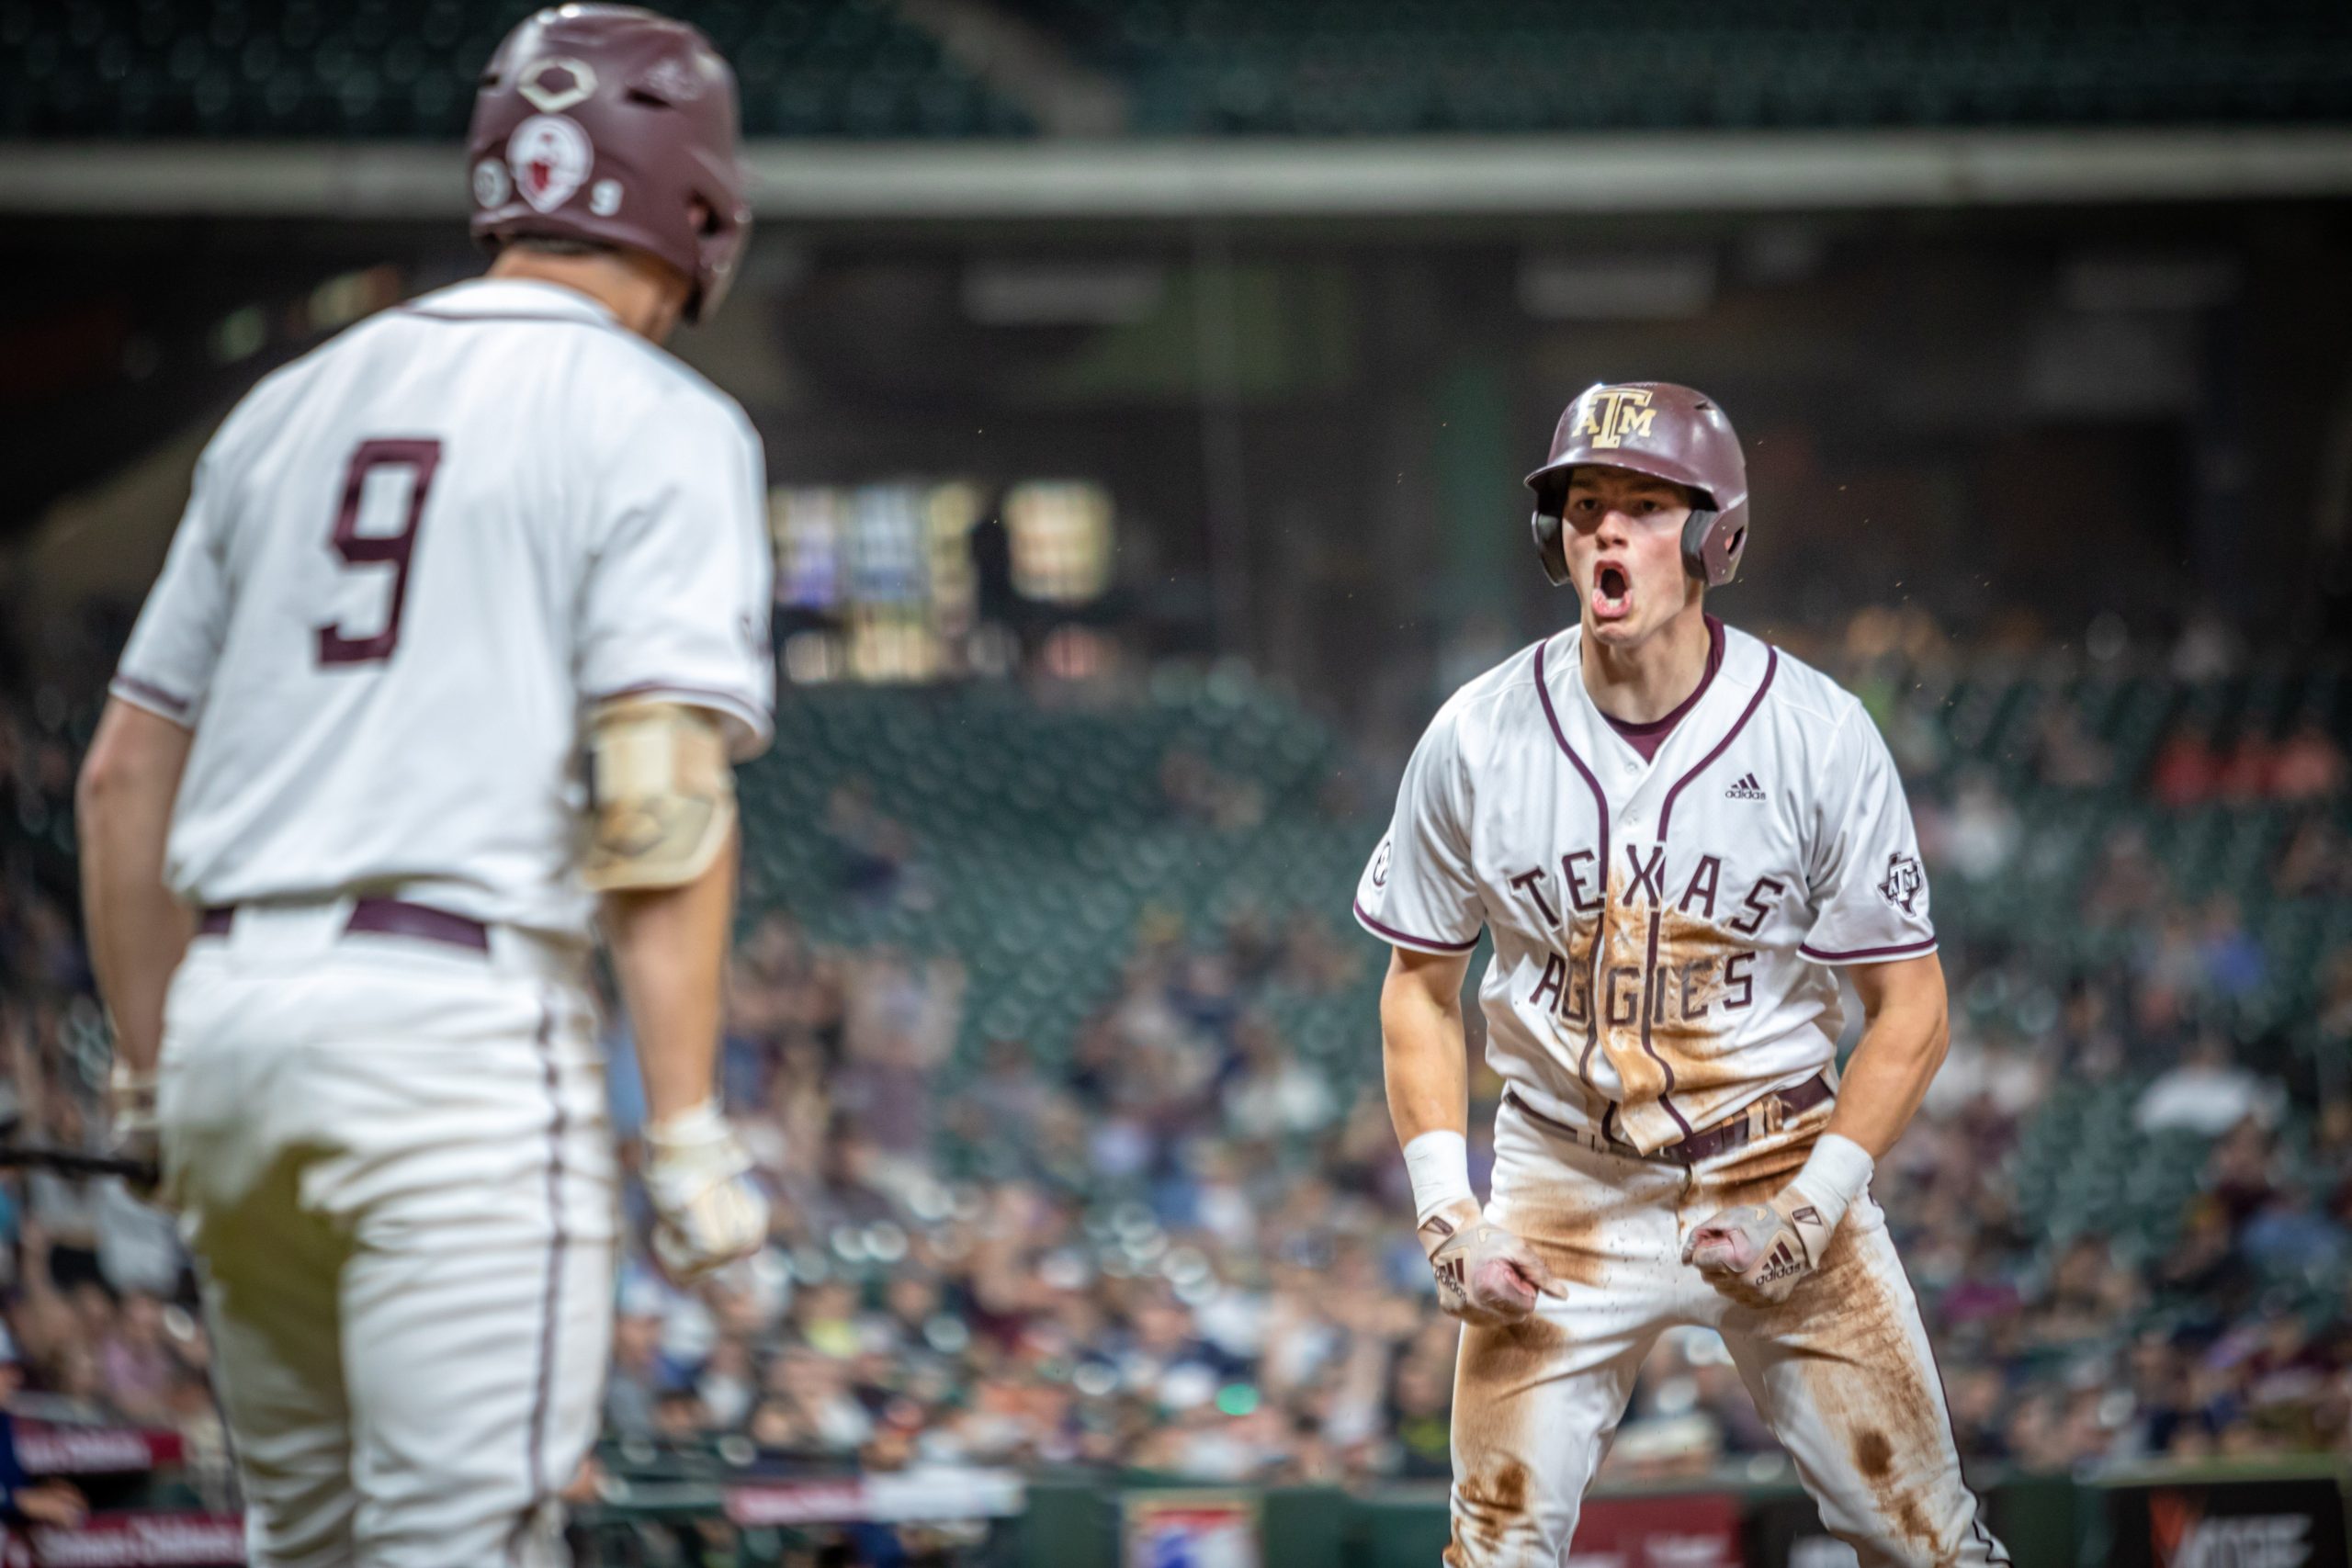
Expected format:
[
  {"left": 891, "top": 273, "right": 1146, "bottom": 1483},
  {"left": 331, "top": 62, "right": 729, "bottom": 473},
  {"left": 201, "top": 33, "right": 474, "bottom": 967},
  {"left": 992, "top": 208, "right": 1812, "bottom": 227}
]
[{"left": 0, "top": 610, "right": 2347, "bottom": 1537}]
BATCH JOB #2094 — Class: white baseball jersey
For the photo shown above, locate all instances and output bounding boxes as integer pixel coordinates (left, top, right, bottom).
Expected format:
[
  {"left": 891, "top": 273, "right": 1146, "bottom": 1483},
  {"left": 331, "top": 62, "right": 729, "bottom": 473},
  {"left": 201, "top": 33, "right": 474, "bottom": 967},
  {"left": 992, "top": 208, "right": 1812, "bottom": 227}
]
[
  {"left": 111, "top": 276, "right": 775, "bottom": 942},
  {"left": 1355, "top": 620, "right": 1933, "bottom": 1154}
]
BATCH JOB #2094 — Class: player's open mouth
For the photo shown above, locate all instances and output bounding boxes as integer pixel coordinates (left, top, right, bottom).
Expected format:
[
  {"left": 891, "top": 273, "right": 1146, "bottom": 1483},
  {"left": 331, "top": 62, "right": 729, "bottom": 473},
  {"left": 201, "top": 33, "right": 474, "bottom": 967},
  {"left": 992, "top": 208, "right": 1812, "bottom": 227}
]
[{"left": 1591, "top": 561, "right": 1632, "bottom": 621}]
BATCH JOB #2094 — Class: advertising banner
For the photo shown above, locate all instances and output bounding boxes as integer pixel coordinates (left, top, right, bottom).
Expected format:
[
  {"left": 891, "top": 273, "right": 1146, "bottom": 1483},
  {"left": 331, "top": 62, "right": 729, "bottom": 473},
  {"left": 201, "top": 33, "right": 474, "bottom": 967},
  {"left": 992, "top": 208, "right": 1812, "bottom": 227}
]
[
  {"left": 0, "top": 1513, "right": 245, "bottom": 1566},
  {"left": 2107, "top": 1475, "right": 2347, "bottom": 1568},
  {"left": 1124, "top": 1491, "right": 1260, "bottom": 1568},
  {"left": 16, "top": 1427, "right": 186, "bottom": 1478},
  {"left": 1567, "top": 1491, "right": 1743, "bottom": 1568}
]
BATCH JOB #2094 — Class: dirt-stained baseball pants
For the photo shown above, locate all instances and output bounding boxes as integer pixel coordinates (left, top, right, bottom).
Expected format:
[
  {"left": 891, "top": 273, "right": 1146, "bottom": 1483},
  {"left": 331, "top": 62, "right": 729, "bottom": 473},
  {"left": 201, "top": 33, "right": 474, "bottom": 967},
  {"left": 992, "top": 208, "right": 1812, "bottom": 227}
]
[
  {"left": 157, "top": 902, "right": 618, "bottom": 1568},
  {"left": 1448, "top": 1096, "right": 2009, "bottom": 1568}
]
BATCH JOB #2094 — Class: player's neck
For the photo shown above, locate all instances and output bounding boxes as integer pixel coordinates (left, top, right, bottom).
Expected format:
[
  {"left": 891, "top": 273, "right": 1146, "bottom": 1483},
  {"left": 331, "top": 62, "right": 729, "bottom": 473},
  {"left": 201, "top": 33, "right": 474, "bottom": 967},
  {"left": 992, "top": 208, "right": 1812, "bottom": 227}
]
[
  {"left": 1579, "top": 604, "right": 1712, "bottom": 724},
  {"left": 485, "top": 249, "right": 690, "bottom": 344}
]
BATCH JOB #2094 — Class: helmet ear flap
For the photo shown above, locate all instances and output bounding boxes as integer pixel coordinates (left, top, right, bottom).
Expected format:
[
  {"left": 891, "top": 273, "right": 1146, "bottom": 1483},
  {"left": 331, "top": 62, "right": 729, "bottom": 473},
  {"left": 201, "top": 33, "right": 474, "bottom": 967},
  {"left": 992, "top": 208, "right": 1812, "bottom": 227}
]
[
  {"left": 1679, "top": 507, "right": 1720, "bottom": 582},
  {"left": 1530, "top": 496, "right": 1571, "bottom": 587}
]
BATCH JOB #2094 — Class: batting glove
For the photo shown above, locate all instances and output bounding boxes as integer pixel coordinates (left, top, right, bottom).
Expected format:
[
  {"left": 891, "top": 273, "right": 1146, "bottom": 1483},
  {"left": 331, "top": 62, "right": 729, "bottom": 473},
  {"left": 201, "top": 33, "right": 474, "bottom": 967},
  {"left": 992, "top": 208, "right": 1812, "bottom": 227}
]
[
  {"left": 1419, "top": 1199, "right": 1567, "bottom": 1326},
  {"left": 107, "top": 1062, "right": 164, "bottom": 1202},
  {"left": 643, "top": 1100, "right": 768, "bottom": 1285},
  {"left": 1684, "top": 1133, "right": 1875, "bottom": 1306},
  {"left": 1681, "top": 1188, "right": 1832, "bottom": 1305}
]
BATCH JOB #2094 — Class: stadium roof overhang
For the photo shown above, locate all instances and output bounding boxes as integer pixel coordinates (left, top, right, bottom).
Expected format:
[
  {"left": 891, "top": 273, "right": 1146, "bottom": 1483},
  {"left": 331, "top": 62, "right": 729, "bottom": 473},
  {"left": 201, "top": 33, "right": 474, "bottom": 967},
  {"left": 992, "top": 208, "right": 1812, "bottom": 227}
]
[{"left": 5, "top": 129, "right": 2352, "bottom": 220}]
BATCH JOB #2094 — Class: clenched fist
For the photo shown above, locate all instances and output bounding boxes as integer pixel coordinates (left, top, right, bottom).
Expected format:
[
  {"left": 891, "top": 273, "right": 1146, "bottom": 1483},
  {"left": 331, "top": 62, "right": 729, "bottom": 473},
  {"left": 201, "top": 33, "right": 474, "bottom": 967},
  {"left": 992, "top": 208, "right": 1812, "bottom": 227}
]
[
  {"left": 1682, "top": 1184, "right": 1833, "bottom": 1305},
  {"left": 643, "top": 1101, "right": 768, "bottom": 1284},
  {"left": 1419, "top": 1200, "right": 1567, "bottom": 1325}
]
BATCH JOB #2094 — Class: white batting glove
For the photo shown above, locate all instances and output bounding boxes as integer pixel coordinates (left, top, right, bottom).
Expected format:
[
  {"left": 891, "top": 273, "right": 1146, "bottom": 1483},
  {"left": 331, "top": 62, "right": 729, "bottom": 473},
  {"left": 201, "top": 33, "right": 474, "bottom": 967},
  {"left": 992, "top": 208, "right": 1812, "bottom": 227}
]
[
  {"left": 107, "top": 1062, "right": 164, "bottom": 1203},
  {"left": 1419, "top": 1199, "right": 1567, "bottom": 1326},
  {"left": 1684, "top": 1133, "right": 1875, "bottom": 1305},
  {"left": 1682, "top": 1188, "right": 1832, "bottom": 1305},
  {"left": 643, "top": 1101, "right": 768, "bottom": 1285}
]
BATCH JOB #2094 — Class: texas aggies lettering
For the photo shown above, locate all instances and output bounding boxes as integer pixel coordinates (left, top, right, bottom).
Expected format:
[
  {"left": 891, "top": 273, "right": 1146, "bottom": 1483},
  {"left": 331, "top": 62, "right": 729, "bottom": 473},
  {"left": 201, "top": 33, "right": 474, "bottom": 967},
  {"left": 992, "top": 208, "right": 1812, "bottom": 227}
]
[
  {"left": 1358, "top": 618, "right": 1932, "bottom": 1156},
  {"left": 1362, "top": 383, "right": 2006, "bottom": 1567}
]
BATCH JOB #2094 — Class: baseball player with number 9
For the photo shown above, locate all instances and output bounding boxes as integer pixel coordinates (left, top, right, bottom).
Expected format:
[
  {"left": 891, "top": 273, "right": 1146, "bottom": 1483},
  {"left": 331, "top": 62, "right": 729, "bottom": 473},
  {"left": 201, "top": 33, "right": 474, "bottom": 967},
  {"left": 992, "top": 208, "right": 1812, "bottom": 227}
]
[
  {"left": 76, "top": 7, "right": 772, "bottom": 1563},
  {"left": 1362, "top": 384, "right": 2009, "bottom": 1565}
]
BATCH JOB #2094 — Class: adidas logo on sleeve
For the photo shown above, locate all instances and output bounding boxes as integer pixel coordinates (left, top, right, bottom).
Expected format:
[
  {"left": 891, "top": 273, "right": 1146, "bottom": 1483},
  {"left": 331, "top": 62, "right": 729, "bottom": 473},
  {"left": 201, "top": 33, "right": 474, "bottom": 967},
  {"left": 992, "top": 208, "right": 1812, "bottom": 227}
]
[{"left": 1724, "top": 772, "right": 1767, "bottom": 800}]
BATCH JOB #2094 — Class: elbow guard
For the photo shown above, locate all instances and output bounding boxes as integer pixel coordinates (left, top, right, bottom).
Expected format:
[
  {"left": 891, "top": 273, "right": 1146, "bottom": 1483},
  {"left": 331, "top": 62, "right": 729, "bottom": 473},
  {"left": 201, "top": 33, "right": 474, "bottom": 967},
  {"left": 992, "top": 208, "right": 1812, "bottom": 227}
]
[{"left": 582, "top": 698, "right": 737, "bottom": 893}]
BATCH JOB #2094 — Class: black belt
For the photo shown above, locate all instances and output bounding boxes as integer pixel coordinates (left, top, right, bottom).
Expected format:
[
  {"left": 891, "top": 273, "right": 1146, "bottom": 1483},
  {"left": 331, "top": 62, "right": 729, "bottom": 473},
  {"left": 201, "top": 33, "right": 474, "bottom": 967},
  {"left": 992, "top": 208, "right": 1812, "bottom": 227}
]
[
  {"left": 198, "top": 897, "right": 492, "bottom": 955},
  {"left": 1505, "top": 1073, "right": 1835, "bottom": 1166}
]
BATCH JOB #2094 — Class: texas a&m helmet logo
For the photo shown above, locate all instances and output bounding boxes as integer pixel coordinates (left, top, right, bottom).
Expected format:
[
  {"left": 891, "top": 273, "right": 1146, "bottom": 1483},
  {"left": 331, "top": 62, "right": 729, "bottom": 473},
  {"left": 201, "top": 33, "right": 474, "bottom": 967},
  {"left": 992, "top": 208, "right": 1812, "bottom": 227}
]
[
  {"left": 1577, "top": 387, "right": 1657, "bottom": 449},
  {"left": 1876, "top": 852, "right": 1926, "bottom": 916},
  {"left": 508, "top": 114, "right": 594, "bottom": 214}
]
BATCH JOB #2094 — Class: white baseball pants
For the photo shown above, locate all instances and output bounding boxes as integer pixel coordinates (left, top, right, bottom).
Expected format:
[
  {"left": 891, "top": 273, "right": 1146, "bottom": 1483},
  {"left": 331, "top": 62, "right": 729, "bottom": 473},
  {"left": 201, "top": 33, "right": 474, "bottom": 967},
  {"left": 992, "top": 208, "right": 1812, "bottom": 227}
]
[
  {"left": 1447, "top": 1097, "right": 2009, "bottom": 1568},
  {"left": 157, "top": 904, "right": 617, "bottom": 1567}
]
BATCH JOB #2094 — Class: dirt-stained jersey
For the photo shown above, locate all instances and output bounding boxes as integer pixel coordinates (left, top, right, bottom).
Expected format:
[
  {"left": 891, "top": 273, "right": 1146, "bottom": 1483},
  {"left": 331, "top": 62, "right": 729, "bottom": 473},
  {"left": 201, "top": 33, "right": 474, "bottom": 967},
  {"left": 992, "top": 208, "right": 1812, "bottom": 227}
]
[
  {"left": 1354, "top": 621, "right": 1932, "bottom": 1153},
  {"left": 111, "top": 276, "right": 775, "bottom": 941}
]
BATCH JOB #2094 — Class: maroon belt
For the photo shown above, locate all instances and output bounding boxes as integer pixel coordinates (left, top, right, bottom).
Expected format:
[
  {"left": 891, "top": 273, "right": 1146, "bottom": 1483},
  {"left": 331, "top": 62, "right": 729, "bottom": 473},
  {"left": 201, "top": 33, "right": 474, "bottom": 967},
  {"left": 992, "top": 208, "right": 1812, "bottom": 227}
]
[
  {"left": 1506, "top": 1074, "right": 1835, "bottom": 1166},
  {"left": 198, "top": 898, "right": 491, "bottom": 955}
]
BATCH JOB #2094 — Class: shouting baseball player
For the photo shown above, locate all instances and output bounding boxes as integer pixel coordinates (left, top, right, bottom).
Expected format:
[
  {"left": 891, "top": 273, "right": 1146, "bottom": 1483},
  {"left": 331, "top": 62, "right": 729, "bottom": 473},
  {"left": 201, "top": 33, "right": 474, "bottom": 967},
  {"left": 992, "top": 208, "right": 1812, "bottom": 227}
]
[
  {"left": 76, "top": 7, "right": 770, "bottom": 1562},
  {"left": 1361, "top": 384, "right": 2008, "bottom": 1566}
]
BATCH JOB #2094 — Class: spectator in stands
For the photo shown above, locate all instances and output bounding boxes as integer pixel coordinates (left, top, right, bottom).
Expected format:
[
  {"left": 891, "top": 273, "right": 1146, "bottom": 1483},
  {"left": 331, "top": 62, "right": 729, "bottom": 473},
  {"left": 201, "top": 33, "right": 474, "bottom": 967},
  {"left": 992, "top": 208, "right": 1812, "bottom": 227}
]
[
  {"left": 962, "top": 1037, "right": 1057, "bottom": 1150},
  {"left": 2215, "top": 723, "right": 2280, "bottom": 801},
  {"left": 2269, "top": 717, "right": 2346, "bottom": 801},
  {"left": 2158, "top": 1197, "right": 2256, "bottom": 1310},
  {"left": 2083, "top": 824, "right": 2171, "bottom": 931},
  {"left": 2132, "top": 908, "right": 2209, "bottom": 1032},
  {"left": 2149, "top": 716, "right": 2222, "bottom": 808},
  {"left": 1219, "top": 1015, "right": 1337, "bottom": 1142},
  {"left": 2033, "top": 703, "right": 2113, "bottom": 789},
  {"left": 2136, "top": 1033, "right": 2285, "bottom": 1136},
  {"left": 605, "top": 1298, "right": 674, "bottom": 1440},
  {"left": 768, "top": 1344, "right": 874, "bottom": 1453},
  {"left": 2239, "top": 1181, "right": 2346, "bottom": 1279},
  {"left": 95, "top": 1292, "right": 175, "bottom": 1427},
  {"left": 0, "top": 1325, "right": 85, "bottom": 1529},
  {"left": 1925, "top": 767, "right": 2020, "bottom": 883},
  {"left": 824, "top": 779, "right": 918, "bottom": 904},
  {"left": 2196, "top": 894, "right": 2266, "bottom": 1000},
  {"left": 2274, "top": 813, "right": 2352, "bottom": 899}
]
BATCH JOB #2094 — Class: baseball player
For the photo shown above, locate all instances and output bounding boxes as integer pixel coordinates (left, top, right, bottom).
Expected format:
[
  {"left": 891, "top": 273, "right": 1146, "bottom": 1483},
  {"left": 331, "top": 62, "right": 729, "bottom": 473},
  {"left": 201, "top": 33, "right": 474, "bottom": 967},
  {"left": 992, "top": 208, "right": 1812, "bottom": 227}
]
[
  {"left": 1360, "top": 384, "right": 2009, "bottom": 1566},
  {"left": 75, "top": 7, "right": 771, "bottom": 1562}
]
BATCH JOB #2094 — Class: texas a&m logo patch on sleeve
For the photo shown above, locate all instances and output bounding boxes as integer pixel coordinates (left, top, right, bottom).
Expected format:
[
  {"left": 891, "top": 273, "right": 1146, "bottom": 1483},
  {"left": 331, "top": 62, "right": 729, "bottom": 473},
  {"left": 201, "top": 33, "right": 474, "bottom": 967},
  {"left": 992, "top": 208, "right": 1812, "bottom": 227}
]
[{"left": 1876, "top": 852, "right": 1925, "bottom": 916}]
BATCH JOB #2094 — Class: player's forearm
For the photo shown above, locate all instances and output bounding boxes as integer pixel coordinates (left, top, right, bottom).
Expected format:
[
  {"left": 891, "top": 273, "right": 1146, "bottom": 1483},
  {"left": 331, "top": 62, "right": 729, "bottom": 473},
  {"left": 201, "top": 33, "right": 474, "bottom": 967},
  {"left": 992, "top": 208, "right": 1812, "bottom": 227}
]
[
  {"left": 602, "top": 827, "right": 737, "bottom": 1124},
  {"left": 1823, "top": 959, "right": 1951, "bottom": 1159},
  {"left": 1380, "top": 964, "right": 1471, "bottom": 1146},
  {"left": 1381, "top": 947, "right": 1483, "bottom": 1229},
  {"left": 75, "top": 701, "right": 195, "bottom": 1073}
]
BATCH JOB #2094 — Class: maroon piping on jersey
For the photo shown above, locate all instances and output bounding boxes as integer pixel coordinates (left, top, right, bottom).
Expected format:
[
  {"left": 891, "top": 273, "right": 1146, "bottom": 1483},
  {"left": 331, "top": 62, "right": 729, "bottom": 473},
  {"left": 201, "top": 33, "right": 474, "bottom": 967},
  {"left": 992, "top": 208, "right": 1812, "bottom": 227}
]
[
  {"left": 110, "top": 673, "right": 191, "bottom": 718},
  {"left": 1543, "top": 632, "right": 1782, "bottom": 1141},
  {"left": 1653, "top": 646, "right": 1778, "bottom": 843},
  {"left": 1798, "top": 935, "right": 1939, "bottom": 962},
  {"left": 1640, "top": 643, "right": 1777, "bottom": 1134},
  {"left": 1638, "top": 908, "right": 1694, "bottom": 1137},
  {"left": 1353, "top": 898, "right": 1478, "bottom": 953},
  {"left": 1532, "top": 637, "right": 1611, "bottom": 1086},
  {"left": 1601, "top": 615, "right": 1724, "bottom": 763}
]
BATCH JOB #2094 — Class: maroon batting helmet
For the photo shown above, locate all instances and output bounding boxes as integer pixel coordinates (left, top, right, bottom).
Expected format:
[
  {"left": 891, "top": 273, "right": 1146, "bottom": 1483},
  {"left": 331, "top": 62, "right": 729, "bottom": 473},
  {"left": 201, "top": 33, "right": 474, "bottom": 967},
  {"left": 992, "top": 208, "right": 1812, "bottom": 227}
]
[
  {"left": 1524, "top": 382, "right": 1750, "bottom": 589},
  {"left": 468, "top": 4, "right": 750, "bottom": 322}
]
